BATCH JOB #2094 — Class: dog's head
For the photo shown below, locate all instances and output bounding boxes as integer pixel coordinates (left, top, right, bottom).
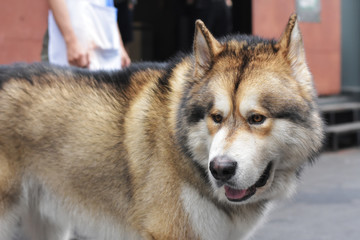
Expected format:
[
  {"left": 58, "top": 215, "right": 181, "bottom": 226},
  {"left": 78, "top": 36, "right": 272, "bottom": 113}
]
[{"left": 176, "top": 14, "right": 324, "bottom": 204}]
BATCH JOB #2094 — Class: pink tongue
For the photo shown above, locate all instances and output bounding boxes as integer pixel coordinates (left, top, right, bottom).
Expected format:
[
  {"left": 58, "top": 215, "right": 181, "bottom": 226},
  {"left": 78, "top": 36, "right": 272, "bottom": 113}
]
[{"left": 224, "top": 186, "right": 247, "bottom": 200}]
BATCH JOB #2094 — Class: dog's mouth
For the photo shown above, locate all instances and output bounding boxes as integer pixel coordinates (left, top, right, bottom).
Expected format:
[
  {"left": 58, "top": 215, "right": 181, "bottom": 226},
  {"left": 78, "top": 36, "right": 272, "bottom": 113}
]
[{"left": 225, "top": 161, "right": 273, "bottom": 202}]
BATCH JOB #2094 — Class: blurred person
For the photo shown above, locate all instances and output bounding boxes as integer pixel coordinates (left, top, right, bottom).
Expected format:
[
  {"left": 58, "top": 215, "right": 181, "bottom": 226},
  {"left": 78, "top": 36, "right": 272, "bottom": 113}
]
[{"left": 47, "top": 0, "right": 131, "bottom": 70}]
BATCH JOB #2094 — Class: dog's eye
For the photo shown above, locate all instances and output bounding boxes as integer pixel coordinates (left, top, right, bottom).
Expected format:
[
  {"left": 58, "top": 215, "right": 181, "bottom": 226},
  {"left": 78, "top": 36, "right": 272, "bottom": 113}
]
[
  {"left": 248, "top": 114, "right": 266, "bottom": 125},
  {"left": 211, "top": 114, "right": 223, "bottom": 124}
]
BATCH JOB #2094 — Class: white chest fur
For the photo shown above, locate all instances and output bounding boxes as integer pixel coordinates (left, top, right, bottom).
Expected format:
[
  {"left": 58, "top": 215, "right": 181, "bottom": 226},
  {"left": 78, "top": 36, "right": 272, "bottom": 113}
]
[{"left": 180, "top": 184, "right": 267, "bottom": 240}]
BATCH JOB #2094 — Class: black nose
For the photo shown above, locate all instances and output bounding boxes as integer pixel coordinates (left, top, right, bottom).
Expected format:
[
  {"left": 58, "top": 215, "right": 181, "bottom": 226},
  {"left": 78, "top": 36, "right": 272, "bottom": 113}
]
[{"left": 209, "top": 157, "right": 237, "bottom": 181}]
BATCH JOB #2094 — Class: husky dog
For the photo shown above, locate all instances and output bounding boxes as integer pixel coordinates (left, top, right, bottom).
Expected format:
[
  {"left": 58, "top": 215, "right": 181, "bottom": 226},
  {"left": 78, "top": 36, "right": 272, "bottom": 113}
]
[{"left": 0, "top": 14, "right": 323, "bottom": 240}]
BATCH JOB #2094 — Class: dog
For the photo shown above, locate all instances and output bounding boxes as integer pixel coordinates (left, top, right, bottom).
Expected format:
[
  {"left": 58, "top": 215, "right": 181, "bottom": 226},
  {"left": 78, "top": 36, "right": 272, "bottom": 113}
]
[{"left": 0, "top": 14, "right": 323, "bottom": 240}]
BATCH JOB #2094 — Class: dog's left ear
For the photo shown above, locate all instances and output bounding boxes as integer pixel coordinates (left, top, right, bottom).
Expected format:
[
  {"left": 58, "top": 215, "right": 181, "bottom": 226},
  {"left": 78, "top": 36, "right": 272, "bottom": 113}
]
[
  {"left": 193, "top": 20, "right": 223, "bottom": 76},
  {"left": 278, "top": 14, "right": 314, "bottom": 95},
  {"left": 279, "top": 14, "right": 306, "bottom": 62}
]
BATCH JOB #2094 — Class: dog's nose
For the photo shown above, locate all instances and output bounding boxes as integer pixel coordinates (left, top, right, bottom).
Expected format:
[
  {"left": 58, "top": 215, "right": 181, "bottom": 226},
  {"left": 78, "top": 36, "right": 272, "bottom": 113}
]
[{"left": 209, "top": 157, "right": 237, "bottom": 181}]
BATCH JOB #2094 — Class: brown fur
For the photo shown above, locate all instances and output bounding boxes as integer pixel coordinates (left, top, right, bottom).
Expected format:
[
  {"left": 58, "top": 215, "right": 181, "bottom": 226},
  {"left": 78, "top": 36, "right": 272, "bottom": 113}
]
[{"left": 0, "top": 14, "right": 323, "bottom": 240}]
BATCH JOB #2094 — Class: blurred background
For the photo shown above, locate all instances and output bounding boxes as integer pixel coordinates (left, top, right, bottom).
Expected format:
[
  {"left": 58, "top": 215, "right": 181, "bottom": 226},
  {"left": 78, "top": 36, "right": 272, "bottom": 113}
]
[
  {"left": 2, "top": 0, "right": 359, "bottom": 150},
  {"left": 0, "top": 0, "right": 352, "bottom": 96},
  {"left": 1, "top": 0, "right": 360, "bottom": 239}
]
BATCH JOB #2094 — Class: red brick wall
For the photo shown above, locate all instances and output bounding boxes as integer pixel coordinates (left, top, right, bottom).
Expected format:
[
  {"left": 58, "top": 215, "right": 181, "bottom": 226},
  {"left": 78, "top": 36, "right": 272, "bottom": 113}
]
[
  {"left": 252, "top": 0, "right": 341, "bottom": 96},
  {"left": 0, "top": 0, "right": 49, "bottom": 64}
]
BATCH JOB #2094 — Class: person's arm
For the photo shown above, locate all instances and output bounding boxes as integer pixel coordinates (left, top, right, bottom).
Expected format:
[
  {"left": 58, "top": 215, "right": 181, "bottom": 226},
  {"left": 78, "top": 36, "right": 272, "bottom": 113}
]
[
  {"left": 48, "top": 0, "right": 90, "bottom": 68},
  {"left": 117, "top": 28, "right": 131, "bottom": 68}
]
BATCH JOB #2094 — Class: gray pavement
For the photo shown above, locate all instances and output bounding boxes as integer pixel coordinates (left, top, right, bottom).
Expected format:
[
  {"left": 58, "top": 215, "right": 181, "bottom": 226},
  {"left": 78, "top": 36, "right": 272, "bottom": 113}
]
[{"left": 254, "top": 147, "right": 360, "bottom": 240}]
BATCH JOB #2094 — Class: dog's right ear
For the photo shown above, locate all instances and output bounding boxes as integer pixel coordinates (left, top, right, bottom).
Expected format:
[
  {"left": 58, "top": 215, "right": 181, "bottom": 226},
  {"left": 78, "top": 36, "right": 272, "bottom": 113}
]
[
  {"left": 278, "top": 14, "right": 315, "bottom": 97},
  {"left": 193, "top": 20, "right": 222, "bottom": 76}
]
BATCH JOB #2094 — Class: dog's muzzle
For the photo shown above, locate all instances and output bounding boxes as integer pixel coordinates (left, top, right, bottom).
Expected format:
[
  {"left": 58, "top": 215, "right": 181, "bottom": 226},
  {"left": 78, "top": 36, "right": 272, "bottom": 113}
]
[{"left": 209, "top": 156, "right": 273, "bottom": 202}]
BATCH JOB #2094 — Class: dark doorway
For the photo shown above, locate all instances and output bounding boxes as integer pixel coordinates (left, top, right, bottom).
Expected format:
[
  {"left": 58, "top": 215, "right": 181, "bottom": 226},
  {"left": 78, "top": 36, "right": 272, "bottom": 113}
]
[
  {"left": 130, "top": 0, "right": 252, "bottom": 62},
  {"left": 232, "top": 0, "right": 252, "bottom": 35}
]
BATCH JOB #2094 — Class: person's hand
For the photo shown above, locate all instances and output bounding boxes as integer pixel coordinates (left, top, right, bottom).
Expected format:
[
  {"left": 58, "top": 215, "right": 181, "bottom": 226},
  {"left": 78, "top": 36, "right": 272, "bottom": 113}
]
[
  {"left": 66, "top": 36, "right": 90, "bottom": 68},
  {"left": 121, "top": 48, "right": 131, "bottom": 68}
]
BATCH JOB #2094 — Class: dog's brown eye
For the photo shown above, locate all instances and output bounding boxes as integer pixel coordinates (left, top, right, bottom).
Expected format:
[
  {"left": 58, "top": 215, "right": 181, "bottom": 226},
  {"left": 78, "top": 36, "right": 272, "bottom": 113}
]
[
  {"left": 249, "top": 114, "right": 266, "bottom": 125},
  {"left": 211, "top": 114, "right": 223, "bottom": 124}
]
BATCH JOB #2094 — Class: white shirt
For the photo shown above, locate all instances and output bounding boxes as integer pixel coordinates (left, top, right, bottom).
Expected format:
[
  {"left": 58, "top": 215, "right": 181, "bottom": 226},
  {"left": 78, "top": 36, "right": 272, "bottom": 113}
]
[{"left": 48, "top": 0, "right": 122, "bottom": 70}]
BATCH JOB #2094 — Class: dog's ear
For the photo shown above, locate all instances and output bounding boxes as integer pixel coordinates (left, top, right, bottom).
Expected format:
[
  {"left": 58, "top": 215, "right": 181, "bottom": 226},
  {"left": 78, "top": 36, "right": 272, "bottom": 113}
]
[
  {"left": 279, "top": 14, "right": 305, "bottom": 63},
  {"left": 193, "top": 20, "right": 222, "bottom": 76},
  {"left": 278, "top": 14, "right": 314, "bottom": 96}
]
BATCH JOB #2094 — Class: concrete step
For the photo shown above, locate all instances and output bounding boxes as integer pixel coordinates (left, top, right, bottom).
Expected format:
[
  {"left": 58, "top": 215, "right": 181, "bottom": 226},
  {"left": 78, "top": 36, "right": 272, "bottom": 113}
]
[
  {"left": 318, "top": 97, "right": 360, "bottom": 150},
  {"left": 326, "top": 122, "right": 360, "bottom": 133},
  {"left": 318, "top": 95, "right": 356, "bottom": 105},
  {"left": 325, "top": 122, "right": 360, "bottom": 150},
  {"left": 320, "top": 102, "right": 360, "bottom": 126},
  {"left": 320, "top": 102, "right": 360, "bottom": 113}
]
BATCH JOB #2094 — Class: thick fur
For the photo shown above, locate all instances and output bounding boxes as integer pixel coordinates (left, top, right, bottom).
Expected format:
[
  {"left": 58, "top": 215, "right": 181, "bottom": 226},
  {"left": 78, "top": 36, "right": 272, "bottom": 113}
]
[{"left": 0, "top": 15, "right": 323, "bottom": 240}]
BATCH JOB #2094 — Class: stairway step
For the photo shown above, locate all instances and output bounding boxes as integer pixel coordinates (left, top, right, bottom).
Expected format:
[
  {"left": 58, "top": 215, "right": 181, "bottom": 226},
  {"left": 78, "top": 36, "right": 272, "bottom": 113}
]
[
  {"left": 325, "top": 122, "right": 360, "bottom": 150},
  {"left": 326, "top": 122, "right": 360, "bottom": 134},
  {"left": 320, "top": 102, "right": 360, "bottom": 113}
]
